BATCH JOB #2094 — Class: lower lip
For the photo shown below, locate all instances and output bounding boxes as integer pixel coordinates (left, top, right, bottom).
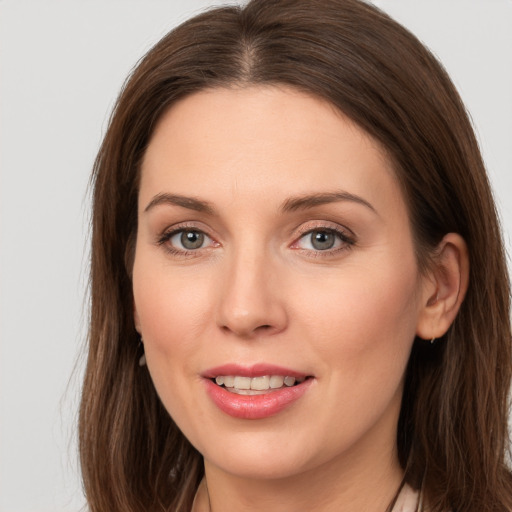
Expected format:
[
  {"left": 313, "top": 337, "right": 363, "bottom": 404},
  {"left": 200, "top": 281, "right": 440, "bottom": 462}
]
[{"left": 204, "top": 378, "right": 313, "bottom": 420}]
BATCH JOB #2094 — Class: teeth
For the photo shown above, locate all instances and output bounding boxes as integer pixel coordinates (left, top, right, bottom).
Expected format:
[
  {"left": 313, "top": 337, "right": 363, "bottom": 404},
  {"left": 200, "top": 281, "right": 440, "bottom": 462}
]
[
  {"left": 251, "top": 376, "right": 270, "bottom": 390},
  {"left": 223, "top": 376, "right": 235, "bottom": 387},
  {"left": 269, "top": 375, "right": 285, "bottom": 388},
  {"left": 233, "top": 376, "right": 251, "bottom": 390},
  {"left": 214, "top": 374, "right": 305, "bottom": 392},
  {"left": 284, "top": 376, "right": 296, "bottom": 387},
  {"left": 230, "top": 389, "right": 271, "bottom": 395}
]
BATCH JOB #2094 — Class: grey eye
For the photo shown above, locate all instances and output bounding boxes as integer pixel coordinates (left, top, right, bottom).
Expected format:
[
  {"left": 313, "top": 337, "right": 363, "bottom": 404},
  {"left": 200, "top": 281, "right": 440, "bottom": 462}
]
[
  {"left": 295, "top": 228, "right": 347, "bottom": 252},
  {"left": 167, "top": 229, "right": 210, "bottom": 250},
  {"left": 310, "top": 231, "right": 336, "bottom": 250},
  {"left": 180, "top": 230, "right": 205, "bottom": 249}
]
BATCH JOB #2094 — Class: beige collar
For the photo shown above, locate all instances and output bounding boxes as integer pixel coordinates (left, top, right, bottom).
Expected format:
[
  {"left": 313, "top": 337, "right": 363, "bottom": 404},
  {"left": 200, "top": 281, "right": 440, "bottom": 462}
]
[
  {"left": 191, "top": 479, "right": 420, "bottom": 512},
  {"left": 392, "top": 483, "right": 421, "bottom": 512}
]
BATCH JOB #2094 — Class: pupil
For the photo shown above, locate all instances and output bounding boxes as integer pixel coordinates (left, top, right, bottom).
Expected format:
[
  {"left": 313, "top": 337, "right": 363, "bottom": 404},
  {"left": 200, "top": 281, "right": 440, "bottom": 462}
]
[
  {"left": 311, "top": 231, "right": 335, "bottom": 250},
  {"left": 181, "top": 231, "right": 204, "bottom": 249}
]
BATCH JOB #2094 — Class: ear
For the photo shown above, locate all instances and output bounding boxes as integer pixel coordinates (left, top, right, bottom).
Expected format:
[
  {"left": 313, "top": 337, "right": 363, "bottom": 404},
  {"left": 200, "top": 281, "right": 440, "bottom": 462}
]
[{"left": 416, "top": 233, "right": 469, "bottom": 340}]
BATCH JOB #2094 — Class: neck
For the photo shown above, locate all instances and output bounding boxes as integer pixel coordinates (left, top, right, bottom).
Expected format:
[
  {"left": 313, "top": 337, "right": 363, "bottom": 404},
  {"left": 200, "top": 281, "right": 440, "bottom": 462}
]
[{"left": 197, "top": 441, "right": 403, "bottom": 512}]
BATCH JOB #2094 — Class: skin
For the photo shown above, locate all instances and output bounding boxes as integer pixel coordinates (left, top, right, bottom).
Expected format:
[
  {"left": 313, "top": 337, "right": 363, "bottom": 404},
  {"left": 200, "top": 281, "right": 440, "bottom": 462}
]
[{"left": 132, "top": 86, "right": 468, "bottom": 512}]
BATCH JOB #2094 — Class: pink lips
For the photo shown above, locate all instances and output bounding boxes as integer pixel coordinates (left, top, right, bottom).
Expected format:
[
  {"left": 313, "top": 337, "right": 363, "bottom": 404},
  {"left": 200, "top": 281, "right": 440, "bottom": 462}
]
[{"left": 202, "top": 364, "right": 313, "bottom": 420}]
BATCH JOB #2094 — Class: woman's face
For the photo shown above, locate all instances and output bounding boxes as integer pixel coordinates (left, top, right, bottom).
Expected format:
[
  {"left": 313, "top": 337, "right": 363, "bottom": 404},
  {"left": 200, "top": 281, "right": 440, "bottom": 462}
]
[{"left": 133, "top": 86, "right": 430, "bottom": 480}]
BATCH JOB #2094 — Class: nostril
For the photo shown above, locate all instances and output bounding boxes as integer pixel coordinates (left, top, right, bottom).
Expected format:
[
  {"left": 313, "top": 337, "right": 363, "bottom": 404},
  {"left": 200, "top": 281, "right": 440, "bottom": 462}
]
[
  {"left": 221, "top": 323, "right": 275, "bottom": 337},
  {"left": 255, "top": 324, "right": 274, "bottom": 333}
]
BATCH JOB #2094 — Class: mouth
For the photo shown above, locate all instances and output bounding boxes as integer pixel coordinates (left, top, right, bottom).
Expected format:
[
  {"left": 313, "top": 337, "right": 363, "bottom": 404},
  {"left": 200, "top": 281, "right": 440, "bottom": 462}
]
[
  {"left": 211, "top": 375, "right": 308, "bottom": 395},
  {"left": 202, "top": 364, "right": 314, "bottom": 419}
]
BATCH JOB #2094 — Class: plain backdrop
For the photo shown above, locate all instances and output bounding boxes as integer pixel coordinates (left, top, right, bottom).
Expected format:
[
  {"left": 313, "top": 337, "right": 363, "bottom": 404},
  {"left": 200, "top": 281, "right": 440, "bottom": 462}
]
[{"left": 1, "top": 1, "right": 511, "bottom": 511}]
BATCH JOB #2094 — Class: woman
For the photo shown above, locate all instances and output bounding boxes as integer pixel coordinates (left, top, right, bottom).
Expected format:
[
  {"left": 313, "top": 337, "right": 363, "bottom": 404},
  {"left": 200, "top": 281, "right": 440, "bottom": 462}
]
[{"left": 79, "top": 0, "right": 512, "bottom": 511}]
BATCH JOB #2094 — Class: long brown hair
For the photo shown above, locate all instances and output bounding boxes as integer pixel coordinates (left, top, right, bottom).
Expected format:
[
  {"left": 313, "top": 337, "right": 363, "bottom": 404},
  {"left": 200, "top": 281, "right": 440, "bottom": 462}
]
[{"left": 80, "top": 1, "right": 512, "bottom": 510}]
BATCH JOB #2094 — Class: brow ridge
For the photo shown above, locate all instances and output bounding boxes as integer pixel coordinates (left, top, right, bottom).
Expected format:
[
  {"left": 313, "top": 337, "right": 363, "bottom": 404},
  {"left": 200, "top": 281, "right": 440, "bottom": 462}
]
[
  {"left": 144, "top": 190, "right": 376, "bottom": 216},
  {"left": 144, "top": 193, "right": 214, "bottom": 214},
  {"left": 281, "top": 191, "right": 377, "bottom": 214}
]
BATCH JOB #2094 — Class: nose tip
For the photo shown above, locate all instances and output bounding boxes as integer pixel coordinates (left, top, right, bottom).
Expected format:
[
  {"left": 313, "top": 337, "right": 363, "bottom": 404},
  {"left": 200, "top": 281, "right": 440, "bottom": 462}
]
[
  {"left": 220, "top": 307, "right": 277, "bottom": 337},
  {"left": 218, "top": 304, "right": 286, "bottom": 339},
  {"left": 215, "top": 258, "right": 288, "bottom": 339}
]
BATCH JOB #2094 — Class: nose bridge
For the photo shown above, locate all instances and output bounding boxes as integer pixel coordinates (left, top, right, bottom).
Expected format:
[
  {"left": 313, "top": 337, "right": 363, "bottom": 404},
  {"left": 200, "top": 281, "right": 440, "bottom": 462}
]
[{"left": 216, "top": 237, "right": 287, "bottom": 337}]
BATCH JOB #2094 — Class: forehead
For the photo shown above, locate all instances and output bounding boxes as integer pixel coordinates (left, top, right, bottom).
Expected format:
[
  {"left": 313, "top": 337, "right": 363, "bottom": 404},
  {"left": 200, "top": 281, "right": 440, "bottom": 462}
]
[{"left": 140, "top": 86, "right": 404, "bottom": 217}]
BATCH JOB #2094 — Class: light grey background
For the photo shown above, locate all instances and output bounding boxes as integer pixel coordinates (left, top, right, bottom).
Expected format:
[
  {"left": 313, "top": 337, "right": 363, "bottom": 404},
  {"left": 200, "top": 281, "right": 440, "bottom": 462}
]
[{"left": 1, "top": 1, "right": 511, "bottom": 511}]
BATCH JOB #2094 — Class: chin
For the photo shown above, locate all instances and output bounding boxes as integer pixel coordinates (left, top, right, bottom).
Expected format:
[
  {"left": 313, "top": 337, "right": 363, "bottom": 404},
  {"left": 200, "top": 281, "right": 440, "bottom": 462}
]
[
  {"left": 206, "top": 449, "right": 312, "bottom": 480},
  {"left": 197, "top": 427, "right": 336, "bottom": 481}
]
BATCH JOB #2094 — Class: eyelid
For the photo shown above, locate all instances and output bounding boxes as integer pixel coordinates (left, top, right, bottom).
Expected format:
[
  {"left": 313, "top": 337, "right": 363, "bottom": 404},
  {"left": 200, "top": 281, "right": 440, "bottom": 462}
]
[
  {"left": 156, "top": 222, "right": 220, "bottom": 255},
  {"left": 289, "top": 220, "right": 356, "bottom": 253},
  {"left": 292, "top": 220, "right": 355, "bottom": 240},
  {"left": 154, "top": 220, "right": 355, "bottom": 257}
]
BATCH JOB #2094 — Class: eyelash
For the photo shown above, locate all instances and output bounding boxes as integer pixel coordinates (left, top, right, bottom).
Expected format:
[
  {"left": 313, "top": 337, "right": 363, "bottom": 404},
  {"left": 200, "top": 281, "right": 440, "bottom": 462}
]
[
  {"left": 290, "top": 224, "right": 356, "bottom": 257},
  {"left": 156, "top": 222, "right": 356, "bottom": 258},
  {"left": 157, "top": 223, "right": 217, "bottom": 258}
]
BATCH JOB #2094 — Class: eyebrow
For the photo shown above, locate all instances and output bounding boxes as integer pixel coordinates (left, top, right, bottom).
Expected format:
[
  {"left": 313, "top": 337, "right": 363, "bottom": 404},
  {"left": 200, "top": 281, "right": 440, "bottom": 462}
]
[
  {"left": 281, "top": 191, "right": 377, "bottom": 214},
  {"left": 143, "top": 190, "right": 377, "bottom": 216},
  {"left": 144, "top": 193, "right": 214, "bottom": 215}
]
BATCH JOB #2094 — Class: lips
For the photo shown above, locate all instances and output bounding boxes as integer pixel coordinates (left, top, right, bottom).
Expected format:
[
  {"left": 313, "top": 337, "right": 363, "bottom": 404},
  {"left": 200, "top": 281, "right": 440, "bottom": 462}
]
[{"left": 202, "top": 364, "right": 314, "bottom": 419}]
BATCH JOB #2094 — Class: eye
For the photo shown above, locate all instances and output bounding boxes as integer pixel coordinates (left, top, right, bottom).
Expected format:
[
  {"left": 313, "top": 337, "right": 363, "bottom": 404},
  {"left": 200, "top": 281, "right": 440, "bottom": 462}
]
[
  {"left": 159, "top": 228, "right": 216, "bottom": 253},
  {"left": 304, "top": 230, "right": 338, "bottom": 250},
  {"left": 171, "top": 230, "right": 207, "bottom": 250},
  {"left": 293, "top": 227, "right": 354, "bottom": 252}
]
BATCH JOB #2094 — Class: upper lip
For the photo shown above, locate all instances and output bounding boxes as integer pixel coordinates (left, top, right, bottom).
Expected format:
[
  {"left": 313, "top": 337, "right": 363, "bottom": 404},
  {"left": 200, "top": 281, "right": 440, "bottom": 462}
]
[{"left": 202, "top": 363, "right": 310, "bottom": 379}]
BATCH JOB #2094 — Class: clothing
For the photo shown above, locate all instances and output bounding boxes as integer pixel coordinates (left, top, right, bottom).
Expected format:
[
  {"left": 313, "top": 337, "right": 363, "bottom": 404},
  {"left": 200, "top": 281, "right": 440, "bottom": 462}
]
[
  {"left": 393, "top": 483, "right": 421, "bottom": 512},
  {"left": 191, "top": 479, "right": 421, "bottom": 512}
]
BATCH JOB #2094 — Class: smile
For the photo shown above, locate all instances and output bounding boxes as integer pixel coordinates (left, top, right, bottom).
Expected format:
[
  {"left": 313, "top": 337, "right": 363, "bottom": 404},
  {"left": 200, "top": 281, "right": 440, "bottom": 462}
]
[
  {"left": 203, "top": 365, "right": 314, "bottom": 419},
  {"left": 214, "top": 375, "right": 306, "bottom": 395}
]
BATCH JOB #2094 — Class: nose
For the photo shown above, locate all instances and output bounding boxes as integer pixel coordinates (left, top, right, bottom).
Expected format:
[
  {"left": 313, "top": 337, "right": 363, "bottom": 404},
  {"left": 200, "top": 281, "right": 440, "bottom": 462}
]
[{"left": 215, "top": 248, "right": 288, "bottom": 339}]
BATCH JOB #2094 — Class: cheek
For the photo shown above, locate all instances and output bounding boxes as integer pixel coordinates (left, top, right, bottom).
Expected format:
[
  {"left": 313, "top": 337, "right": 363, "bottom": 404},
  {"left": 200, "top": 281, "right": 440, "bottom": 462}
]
[
  {"left": 295, "top": 254, "right": 421, "bottom": 375},
  {"left": 133, "top": 257, "right": 211, "bottom": 348},
  {"left": 282, "top": 257, "right": 421, "bottom": 457},
  {"left": 132, "top": 259, "right": 214, "bottom": 427},
  {"left": 132, "top": 253, "right": 215, "bottom": 406}
]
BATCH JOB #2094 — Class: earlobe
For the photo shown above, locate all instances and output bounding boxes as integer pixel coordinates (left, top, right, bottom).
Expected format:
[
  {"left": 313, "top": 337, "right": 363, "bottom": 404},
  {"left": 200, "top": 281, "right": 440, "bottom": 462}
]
[{"left": 416, "top": 233, "right": 469, "bottom": 340}]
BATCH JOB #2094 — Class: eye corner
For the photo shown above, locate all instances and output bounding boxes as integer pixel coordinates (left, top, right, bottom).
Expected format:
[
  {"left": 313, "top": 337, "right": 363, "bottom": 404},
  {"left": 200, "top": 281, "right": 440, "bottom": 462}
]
[
  {"left": 290, "top": 222, "right": 356, "bottom": 256},
  {"left": 156, "top": 224, "right": 220, "bottom": 258}
]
